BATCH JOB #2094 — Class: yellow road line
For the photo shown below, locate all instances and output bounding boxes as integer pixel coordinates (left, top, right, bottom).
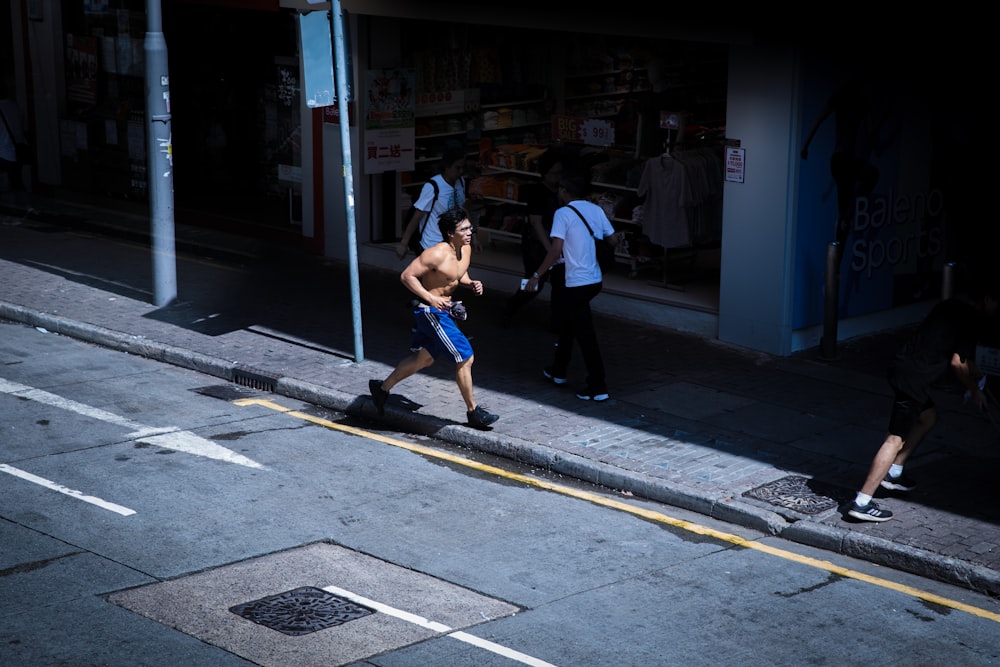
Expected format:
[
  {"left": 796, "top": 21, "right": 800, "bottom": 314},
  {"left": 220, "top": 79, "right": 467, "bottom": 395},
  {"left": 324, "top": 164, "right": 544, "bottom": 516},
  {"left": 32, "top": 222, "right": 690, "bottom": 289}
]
[{"left": 235, "top": 397, "right": 1000, "bottom": 624}]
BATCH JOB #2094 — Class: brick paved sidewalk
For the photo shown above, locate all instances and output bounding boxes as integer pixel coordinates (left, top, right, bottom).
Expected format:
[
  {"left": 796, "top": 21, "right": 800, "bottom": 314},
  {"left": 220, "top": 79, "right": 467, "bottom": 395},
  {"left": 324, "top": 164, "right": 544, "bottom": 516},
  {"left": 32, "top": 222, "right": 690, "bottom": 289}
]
[{"left": 2, "top": 196, "right": 999, "bottom": 597}]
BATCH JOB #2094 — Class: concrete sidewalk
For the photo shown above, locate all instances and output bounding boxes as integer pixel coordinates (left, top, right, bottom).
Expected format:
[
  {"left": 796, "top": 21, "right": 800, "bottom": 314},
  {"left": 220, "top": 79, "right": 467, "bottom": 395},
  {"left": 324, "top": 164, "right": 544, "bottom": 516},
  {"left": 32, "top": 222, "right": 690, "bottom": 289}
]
[{"left": 1, "top": 193, "right": 999, "bottom": 597}]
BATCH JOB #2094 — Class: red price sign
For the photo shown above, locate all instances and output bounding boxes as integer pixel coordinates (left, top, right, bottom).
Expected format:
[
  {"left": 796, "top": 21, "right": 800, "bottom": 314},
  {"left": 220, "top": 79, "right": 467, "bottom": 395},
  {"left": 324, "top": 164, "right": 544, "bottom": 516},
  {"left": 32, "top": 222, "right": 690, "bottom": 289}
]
[
  {"left": 551, "top": 115, "right": 616, "bottom": 147},
  {"left": 551, "top": 115, "right": 580, "bottom": 143}
]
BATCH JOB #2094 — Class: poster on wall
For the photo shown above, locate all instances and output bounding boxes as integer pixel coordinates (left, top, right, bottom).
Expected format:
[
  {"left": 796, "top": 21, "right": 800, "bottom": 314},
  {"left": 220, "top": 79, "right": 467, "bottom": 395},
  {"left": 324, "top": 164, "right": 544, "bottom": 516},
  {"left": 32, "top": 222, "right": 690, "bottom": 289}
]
[
  {"left": 271, "top": 59, "right": 302, "bottom": 194},
  {"left": 364, "top": 68, "right": 415, "bottom": 174},
  {"left": 725, "top": 146, "right": 745, "bottom": 183},
  {"left": 793, "top": 58, "right": 954, "bottom": 331},
  {"left": 66, "top": 35, "right": 99, "bottom": 106}
]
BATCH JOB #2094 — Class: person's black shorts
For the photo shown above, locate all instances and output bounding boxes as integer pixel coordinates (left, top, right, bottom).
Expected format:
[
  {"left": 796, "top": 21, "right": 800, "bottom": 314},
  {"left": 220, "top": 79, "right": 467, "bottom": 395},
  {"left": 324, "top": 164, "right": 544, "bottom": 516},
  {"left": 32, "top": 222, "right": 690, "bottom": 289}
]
[{"left": 887, "top": 388, "right": 934, "bottom": 437}]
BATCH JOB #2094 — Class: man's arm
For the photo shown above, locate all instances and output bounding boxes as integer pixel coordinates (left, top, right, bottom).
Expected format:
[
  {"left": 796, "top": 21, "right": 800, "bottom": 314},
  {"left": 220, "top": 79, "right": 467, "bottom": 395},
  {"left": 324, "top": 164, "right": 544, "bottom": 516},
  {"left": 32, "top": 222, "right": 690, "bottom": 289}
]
[
  {"left": 459, "top": 271, "right": 484, "bottom": 295},
  {"left": 951, "top": 351, "right": 987, "bottom": 411},
  {"left": 396, "top": 207, "right": 426, "bottom": 259},
  {"left": 524, "top": 237, "right": 564, "bottom": 292},
  {"left": 400, "top": 249, "right": 452, "bottom": 310},
  {"left": 528, "top": 213, "right": 552, "bottom": 252}
]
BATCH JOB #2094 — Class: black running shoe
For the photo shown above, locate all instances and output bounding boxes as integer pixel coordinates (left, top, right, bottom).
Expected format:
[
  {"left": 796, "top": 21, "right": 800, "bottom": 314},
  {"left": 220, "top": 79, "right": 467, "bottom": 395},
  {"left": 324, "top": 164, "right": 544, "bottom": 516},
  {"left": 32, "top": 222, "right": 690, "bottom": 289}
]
[
  {"left": 575, "top": 386, "right": 609, "bottom": 401},
  {"left": 369, "top": 379, "right": 389, "bottom": 416},
  {"left": 880, "top": 473, "right": 916, "bottom": 492},
  {"left": 542, "top": 367, "right": 568, "bottom": 385},
  {"left": 847, "top": 500, "right": 893, "bottom": 522},
  {"left": 467, "top": 405, "right": 499, "bottom": 429}
]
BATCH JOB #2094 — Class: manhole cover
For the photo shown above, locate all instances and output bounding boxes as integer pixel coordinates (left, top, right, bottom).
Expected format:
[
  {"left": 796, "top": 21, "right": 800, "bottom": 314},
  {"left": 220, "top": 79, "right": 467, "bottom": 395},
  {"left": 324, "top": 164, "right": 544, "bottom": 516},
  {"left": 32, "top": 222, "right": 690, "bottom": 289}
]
[
  {"left": 742, "top": 475, "right": 842, "bottom": 515},
  {"left": 230, "top": 586, "right": 375, "bottom": 636}
]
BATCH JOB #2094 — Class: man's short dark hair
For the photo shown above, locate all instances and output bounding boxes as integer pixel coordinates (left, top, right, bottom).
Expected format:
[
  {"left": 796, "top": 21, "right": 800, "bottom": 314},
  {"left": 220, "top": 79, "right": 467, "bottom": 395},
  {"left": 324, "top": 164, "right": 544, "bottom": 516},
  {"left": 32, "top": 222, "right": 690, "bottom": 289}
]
[
  {"left": 438, "top": 206, "right": 469, "bottom": 239},
  {"left": 559, "top": 167, "right": 589, "bottom": 198},
  {"left": 441, "top": 140, "right": 466, "bottom": 168},
  {"left": 535, "top": 149, "right": 563, "bottom": 178}
]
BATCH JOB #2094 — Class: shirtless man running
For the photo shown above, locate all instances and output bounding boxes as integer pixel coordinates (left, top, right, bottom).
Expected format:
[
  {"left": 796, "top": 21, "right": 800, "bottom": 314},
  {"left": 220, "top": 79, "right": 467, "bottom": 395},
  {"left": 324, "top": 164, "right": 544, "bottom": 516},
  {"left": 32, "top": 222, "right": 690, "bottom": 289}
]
[{"left": 370, "top": 206, "right": 499, "bottom": 430}]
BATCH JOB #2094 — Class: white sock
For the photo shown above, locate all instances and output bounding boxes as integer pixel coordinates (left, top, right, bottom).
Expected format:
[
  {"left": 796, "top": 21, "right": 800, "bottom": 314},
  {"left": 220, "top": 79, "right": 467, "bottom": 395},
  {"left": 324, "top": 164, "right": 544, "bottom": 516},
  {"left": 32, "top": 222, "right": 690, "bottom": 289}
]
[
  {"left": 888, "top": 464, "right": 903, "bottom": 479},
  {"left": 855, "top": 492, "right": 872, "bottom": 507}
]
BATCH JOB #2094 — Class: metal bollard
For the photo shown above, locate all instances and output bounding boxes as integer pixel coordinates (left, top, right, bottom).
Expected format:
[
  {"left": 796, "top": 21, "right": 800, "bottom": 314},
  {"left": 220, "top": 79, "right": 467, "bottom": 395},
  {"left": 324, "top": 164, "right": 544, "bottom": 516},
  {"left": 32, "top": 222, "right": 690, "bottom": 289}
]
[
  {"left": 942, "top": 261, "right": 956, "bottom": 300},
  {"left": 821, "top": 241, "right": 840, "bottom": 360}
]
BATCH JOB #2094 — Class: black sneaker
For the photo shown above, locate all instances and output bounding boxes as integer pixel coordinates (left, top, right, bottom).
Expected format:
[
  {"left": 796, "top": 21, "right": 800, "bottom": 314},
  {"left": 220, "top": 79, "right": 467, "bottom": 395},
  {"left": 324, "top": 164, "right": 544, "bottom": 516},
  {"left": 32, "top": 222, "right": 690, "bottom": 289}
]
[
  {"left": 369, "top": 379, "right": 389, "bottom": 416},
  {"left": 847, "top": 500, "right": 893, "bottom": 522},
  {"left": 467, "top": 405, "right": 499, "bottom": 429},
  {"left": 542, "top": 367, "right": 568, "bottom": 385},
  {"left": 575, "top": 386, "right": 609, "bottom": 402},
  {"left": 880, "top": 473, "right": 916, "bottom": 492}
]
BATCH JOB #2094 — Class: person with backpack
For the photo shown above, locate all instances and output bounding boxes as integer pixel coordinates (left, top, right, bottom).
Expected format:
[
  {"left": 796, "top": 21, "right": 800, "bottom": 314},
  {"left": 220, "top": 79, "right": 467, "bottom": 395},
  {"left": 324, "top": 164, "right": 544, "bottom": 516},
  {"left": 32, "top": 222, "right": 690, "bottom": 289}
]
[{"left": 396, "top": 143, "right": 467, "bottom": 259}]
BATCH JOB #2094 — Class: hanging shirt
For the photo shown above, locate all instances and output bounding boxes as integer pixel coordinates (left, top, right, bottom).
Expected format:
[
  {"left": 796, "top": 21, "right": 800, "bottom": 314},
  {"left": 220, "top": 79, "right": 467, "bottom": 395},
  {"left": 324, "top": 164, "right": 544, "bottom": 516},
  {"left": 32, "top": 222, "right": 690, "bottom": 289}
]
[{"left": 637, "top": 154, "right": 693, "bottom": 249}]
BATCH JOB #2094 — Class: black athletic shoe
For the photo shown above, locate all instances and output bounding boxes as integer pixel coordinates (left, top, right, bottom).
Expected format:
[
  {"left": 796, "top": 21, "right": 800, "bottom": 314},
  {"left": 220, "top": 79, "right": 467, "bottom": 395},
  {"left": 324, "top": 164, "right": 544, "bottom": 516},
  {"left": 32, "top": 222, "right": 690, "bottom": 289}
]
[
  {"left": 369, "top": 379, "right": 389, "bottom": 416},
  {"left": 880, "top": 473, "right": 916, "bottom": 492},
  {"left": 467, "top": 405, "right": 499, "bottom": 429},
  {"left": 542, "top": 367, "right": 568, "bottom": 385},
  {"left": 575, "top": 386, "right": 609, "bottom": 401},
  {"left": 847, "top": 500, "right": 893, "bottom": 522}
]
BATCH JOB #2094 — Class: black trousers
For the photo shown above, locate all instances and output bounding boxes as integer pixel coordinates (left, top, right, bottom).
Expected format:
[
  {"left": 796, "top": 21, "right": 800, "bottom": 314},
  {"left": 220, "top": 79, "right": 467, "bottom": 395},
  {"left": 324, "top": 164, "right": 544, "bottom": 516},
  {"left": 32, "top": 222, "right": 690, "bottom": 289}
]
[{"left": 551, "top": 280, "right": 605, "bottom": 390}]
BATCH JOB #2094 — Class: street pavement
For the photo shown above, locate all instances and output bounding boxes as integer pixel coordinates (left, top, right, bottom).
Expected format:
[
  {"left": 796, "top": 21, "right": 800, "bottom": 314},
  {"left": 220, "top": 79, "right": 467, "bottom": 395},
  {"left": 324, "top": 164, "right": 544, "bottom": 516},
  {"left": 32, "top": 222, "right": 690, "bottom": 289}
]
[{"left": 1, "top": 192, "right": 999, "bottom": 598}]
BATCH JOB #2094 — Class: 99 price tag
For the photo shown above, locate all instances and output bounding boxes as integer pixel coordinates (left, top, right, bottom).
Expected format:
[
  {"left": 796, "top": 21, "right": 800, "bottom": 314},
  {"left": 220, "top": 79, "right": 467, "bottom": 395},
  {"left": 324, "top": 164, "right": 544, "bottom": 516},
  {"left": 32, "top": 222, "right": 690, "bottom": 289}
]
[{"left": 579, "top": 118, "right": 615, "bottom": 147}]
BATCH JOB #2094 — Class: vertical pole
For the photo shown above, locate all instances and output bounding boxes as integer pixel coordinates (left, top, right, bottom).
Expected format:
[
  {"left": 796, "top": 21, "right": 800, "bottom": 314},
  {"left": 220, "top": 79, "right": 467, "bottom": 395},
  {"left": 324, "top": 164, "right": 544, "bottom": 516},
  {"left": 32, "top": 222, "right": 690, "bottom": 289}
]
[
  {"left": 145, "top": 0, "right": 176, "bottom": 307},
  {"left": 942, "top": 261, "right": 956, "bottom": 300},
  {"left": 331, "top": 0, "right": 363, "bottom": 362},
  {"left": 821, "top": 241, "right": 840, "bottom": 359}
]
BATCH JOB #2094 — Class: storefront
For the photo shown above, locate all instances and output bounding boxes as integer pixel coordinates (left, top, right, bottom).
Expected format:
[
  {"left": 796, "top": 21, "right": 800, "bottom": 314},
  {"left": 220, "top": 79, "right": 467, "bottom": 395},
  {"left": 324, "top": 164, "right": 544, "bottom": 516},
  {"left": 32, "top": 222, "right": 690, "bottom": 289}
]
[
  {"left": 336, "top": 9, "right": 979, "bottom": 353},
  {"left": 8, "top": 2, "right": 979, "bottom": 355},
  {"left": 338, "top": 7, "right": 732, "bottom": 338},
  {"left": 47, "top": 0, "right": 304, "bottom": 242}
]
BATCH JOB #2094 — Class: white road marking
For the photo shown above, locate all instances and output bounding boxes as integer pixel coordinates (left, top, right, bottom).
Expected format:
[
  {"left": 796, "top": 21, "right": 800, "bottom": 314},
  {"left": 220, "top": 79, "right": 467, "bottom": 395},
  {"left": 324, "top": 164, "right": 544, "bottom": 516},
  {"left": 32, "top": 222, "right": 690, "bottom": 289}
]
[
  {"left": 0, "top": 377, "right": 264, "bottom": 469},
  {"left": 0, "top": 464, "right": 136, "bottom": 516},
  {"left": 323, "top": 584, "right": 557, "bottom": 667}
]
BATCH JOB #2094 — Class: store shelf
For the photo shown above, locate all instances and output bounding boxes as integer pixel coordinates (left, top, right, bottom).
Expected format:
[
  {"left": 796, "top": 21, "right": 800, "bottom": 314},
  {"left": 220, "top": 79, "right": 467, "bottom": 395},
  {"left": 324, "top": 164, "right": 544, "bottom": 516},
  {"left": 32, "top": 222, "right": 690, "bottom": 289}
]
[
  {"left": 482, "top": 166, "right": 540, "bottom": 178},
  {"left": 480, "top": 120, "right": 551, "bottom": 132},
  {"left": 414, "top": 130, "right": 469, "bottom": 141},
  {"left": 565, "top": 89, "right": 647, "bottom": 102},
  {"left": 592, "top": 181, "right": 638, "bottom": 193},
  {"left": 481, "top": 98, "right": 546, "bottom": 109},
  {"left": 566, "top": 68, "right": 646, "bottom": 79}
]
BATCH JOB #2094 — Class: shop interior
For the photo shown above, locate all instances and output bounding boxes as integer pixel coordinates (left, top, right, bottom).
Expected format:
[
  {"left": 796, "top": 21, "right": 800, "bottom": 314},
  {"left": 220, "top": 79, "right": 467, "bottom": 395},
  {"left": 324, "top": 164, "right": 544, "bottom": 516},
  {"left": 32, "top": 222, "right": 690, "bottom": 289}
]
[{"left": 383, "top": 20, "right": 728, "bottom": 314}]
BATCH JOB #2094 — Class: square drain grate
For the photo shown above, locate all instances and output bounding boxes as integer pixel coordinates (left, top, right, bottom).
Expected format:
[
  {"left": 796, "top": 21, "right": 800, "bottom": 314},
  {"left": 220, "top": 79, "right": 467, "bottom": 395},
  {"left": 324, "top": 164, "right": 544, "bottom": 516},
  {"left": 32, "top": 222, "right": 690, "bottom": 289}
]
[
  {"left": 232, "top": 368, "right": 277, "bottom": 392},
  {"left": 742, "top": 475, "right": 843, "bottom": 515},
  {"left": 229, "top": 586, "right": 375, "bottom": 636}
]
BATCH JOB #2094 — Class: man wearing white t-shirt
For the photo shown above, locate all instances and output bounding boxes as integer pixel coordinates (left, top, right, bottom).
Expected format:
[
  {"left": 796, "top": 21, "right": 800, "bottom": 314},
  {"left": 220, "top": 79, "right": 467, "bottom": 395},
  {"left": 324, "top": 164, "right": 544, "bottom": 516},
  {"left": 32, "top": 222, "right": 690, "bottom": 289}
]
[
  {"left": 525, "top": 169, "right": 622, "bottom": 401},
  {"left": 397, "top": 144, "right": 467, "bottom": 258}
]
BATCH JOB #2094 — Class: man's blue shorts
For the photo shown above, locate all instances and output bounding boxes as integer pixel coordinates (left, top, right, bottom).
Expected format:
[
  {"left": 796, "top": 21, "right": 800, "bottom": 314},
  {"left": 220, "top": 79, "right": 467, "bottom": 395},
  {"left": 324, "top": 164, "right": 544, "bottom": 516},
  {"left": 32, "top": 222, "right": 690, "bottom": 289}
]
[{"left": 410, "top": 306, "right": 473, "bottom": 362}]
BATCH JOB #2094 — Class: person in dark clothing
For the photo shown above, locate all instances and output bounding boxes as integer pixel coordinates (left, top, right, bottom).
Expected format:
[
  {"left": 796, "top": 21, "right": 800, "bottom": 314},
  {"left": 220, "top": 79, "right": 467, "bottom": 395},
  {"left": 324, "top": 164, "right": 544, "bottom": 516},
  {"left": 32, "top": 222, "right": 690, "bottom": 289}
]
[
  {"left": 846, "top": 288, "right": 998, "bottom": 522},
  {"left": 498, "top": 149, "right": 565, "bottom": 328}
]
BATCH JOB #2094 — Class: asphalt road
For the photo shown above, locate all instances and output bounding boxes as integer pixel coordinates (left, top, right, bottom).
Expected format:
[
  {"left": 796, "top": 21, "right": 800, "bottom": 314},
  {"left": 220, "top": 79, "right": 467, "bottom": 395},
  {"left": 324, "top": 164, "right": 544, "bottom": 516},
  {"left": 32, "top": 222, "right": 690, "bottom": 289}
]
[{"left": 2, "top": 322, "right": 999, "bottom": 666}]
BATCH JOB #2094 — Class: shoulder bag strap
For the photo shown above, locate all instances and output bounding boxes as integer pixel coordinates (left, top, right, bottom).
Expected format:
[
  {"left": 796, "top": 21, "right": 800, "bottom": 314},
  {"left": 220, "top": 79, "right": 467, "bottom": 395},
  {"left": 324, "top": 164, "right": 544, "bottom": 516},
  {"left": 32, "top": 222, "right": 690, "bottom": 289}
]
[
  {"left": 565, "top": 203, "right": 598, "bottom": 239},
  {"left": 420, "top": 178, "right": 440, "bottom": 236}
]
